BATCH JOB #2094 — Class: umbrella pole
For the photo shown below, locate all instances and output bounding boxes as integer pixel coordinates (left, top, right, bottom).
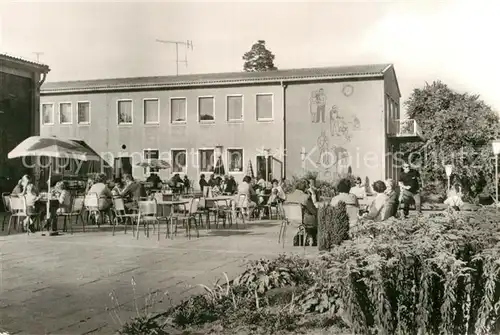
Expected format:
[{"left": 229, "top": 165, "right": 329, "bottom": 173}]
[{"left": 47, "top": 161, "right": 52, "bottom": 220}]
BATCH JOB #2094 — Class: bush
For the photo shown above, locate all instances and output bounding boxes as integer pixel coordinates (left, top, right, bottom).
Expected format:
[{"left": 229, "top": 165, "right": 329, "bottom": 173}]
[
  {"left": 318, "top": 203, "right": 350, "bottom": 251},
  {"left": 121, "top": 209, "right": 500, "bottom": 335}
]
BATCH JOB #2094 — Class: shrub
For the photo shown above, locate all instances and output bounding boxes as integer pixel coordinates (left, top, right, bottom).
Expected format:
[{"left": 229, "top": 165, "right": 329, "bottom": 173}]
[{"left": 318, "top": 203, "right": 350, "bottom": 251}]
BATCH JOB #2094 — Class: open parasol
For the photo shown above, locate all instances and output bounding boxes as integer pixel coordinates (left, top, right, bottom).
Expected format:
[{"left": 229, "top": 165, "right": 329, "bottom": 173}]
[
  {"left": 8, "top": 136, "right": 101, "bottom": 225},
  {"left": 136, "top": 159, "right": 171, "bottom": 170}
]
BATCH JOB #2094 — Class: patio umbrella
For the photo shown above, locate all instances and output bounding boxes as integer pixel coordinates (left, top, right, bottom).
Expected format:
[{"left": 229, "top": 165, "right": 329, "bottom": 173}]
[
  {"left": 214, "top": 156, "right": 225, "bottom": 175},
  {"left": 8, "top": 136, "right": 101, "bottom": 219},
  {"left": 245, "top": 159, "right": 254, "bottom": 178},
  {"left": 136, "top": 159, "right": 171, "bottom": 170}
]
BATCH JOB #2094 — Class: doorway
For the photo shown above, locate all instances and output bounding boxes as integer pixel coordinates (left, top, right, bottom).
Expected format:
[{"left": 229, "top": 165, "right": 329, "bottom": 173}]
[{"left": 256, "top": 156, "right": 282, "bottom": 181}]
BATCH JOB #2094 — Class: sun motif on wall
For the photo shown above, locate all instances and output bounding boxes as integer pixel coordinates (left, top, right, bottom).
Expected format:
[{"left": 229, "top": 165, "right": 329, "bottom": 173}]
[{"left": 342, "top": 84, "right": 354, "bottom": 97}]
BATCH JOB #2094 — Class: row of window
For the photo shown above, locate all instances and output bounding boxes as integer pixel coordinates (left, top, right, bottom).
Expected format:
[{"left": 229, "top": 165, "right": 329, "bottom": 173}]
[
  {"left": 41, "top": 94, "right": 274, "bottom": 126},
  {"left": 144, "top": 148, "right": 244, "bottom": 174}
]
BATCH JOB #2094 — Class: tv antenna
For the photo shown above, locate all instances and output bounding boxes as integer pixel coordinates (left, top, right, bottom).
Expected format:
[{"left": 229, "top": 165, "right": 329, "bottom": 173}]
[
  {"left": 33, "top": 52, "right": 44, "bottom": 62},
  {"left": 155, "top": 39, "right": 193, "bottom": 75}
]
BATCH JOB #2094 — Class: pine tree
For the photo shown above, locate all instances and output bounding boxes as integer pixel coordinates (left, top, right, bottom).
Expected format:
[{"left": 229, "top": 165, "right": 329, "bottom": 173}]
[
  {"left": 318, "top": 202, "right": 350, "bottom": 251},
  {"left": 242, "top": 40, "right": 277, "bottom": 72}
]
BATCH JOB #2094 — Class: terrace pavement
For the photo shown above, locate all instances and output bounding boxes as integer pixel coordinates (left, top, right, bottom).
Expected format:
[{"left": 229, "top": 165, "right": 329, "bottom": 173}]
[{"left": 0, "top": 217, "right": 316, "bottom": 335}]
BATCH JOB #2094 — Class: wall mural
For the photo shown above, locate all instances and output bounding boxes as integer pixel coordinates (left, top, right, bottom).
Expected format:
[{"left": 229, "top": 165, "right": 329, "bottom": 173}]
[
  {"left": 310, "top": 87, "right": 360, "bottom": 178},
  {"left": 310, "top": 89, "right": 327, "bottom": 123}
]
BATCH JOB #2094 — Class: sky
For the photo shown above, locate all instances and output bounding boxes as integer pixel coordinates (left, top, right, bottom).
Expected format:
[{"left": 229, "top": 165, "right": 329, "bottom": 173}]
[{"left": 0, "top": 0, "right": 498, "bottom": 112}]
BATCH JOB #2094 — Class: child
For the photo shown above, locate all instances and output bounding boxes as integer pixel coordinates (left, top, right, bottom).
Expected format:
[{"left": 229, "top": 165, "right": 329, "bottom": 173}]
[
  {"left": 23, "top": 183, "right": 40, "bottom": 232},
  {"left": 444, "top": 184, "right": 464, "bottom": 211},
  {"left": 55, "top": 181, "right": 71, "bottom": 214}
]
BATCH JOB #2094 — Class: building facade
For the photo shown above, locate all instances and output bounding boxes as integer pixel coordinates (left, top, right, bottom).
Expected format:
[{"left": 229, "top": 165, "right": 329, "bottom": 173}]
[
  {"left": 40, "top": 64, "right": 422, "bottom": 188},
  {"left": 0, "top": 54, "right": 50, "bottom": 195}
]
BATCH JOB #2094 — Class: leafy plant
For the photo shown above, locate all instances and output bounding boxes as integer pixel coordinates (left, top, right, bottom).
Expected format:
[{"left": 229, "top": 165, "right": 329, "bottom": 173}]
[{"left": 318, "top": 203, "right": 350, "bottom": 251}]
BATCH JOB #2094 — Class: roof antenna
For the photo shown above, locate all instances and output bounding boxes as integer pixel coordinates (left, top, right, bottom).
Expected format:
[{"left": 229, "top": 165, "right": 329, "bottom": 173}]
[{"left": 155, "top": 39, "right": 193, "bottom": 75}]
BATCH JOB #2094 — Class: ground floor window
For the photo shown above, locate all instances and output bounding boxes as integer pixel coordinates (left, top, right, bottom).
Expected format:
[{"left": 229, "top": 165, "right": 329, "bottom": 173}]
[
  {"left": 199, "top": 149, "right": 214, "bottom": 173},
  {"left": 227, "top": 149, "right": 243, "bottom": 172},
  {"left": 172, "top": 149, "right": 187, "bottom": 173},
  {"left": 144, "top": 149, "right": 159, "bottom": 173}
]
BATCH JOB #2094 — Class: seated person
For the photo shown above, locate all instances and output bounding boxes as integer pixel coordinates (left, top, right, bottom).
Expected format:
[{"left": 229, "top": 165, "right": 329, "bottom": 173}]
[
  {"left": 224, "top": 175, "right": 237, "bottom": 195},
  {"left": 330, "top": 178, "right": 359, "bottom": 227},
  {"left": 286, "top": 180, "right": 318, "bottom": 246},
  {"left": 111, "top": 178, "right": 125, "bottom": 197},
  {"left": 54, "top": 181, "right": 72, "bottom": 214},
  {"left": 383, "top": 178, "right": 399, "bottom": 219},
  {"left": 444, "top": 183, "right": 464, "bottom": 211},
  {"left": 12, "top": 174, "right": 32, "bottom": 195},
  {"left": 88, "top": 173, "right": 113, "bottom": 209},
  {"left": 120, "top": 174, "right": 147, "bottom": 211},
  {"left": 362, "top": 180, "right": 389, "bottom": 222},
  {"left": 236, "top": 175, "right": 257, "bottom": 209},
  {"left": 146, "top": 172, "right": 162, "bottom": 189},
  {"left": 350, "top": 177, "right": 366, "bottom": 199},
  {"left": 268, "top": 179, "right": 286, "bottom": 204}
]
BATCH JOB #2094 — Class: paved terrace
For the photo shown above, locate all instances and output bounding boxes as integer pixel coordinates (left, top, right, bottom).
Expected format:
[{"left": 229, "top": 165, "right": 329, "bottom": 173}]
[{"left": 0, "top": 217, "right": 316, "bottom": 335}]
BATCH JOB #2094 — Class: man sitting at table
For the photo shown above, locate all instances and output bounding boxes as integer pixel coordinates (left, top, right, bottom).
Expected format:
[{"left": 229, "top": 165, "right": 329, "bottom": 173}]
[
  {"left": 146, "top": 172, "right": 162, "bottom": 190},
  {"left": 120, "top": 174, "right": 147, "bottom": 211}
]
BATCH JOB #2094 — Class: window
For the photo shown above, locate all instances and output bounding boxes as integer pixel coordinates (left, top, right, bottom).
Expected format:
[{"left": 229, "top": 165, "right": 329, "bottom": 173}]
[
  {"left": 41, "top": 103, "right": 54, "bottom": 125},
  {"left": 59, "top": 102, "right": 72, "bottom": 124},
  {"left": 170, "top": 98, "right": 187, "bottom": 123},
  {"left": 172, "top": 149, "right": 187, "bottom": 173},
  {"left": 143, "top": 99, "right": 159, "bottom": 124},
  {"left": 77, "top": 102, "right": 90, "bottom": 124},
  {"left": 198, "top": 96, "right": 215, "bottom": 122},
  {"left": 256, "top": 94, "right": 273, "bottom": 121},
  {"left": 199, "top": 149, "right": 215, "bottom": 173},
  {"left": 227, "top": 95, "right": 243, "bottom": 121},
  {"left": 117, "top": 100, "right": 133, "bottom": 124},
  {"left": 227, "top": 149, "right": 243, "bottom": 172},
  {"left": 144, "top": 149, "right": 159, "bottom": 172}
]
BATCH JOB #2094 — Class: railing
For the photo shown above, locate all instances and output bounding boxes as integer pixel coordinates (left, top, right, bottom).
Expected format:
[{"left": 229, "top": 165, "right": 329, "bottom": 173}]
[{"left": 388, "top": 119, "right": 423, "bottom": 138}]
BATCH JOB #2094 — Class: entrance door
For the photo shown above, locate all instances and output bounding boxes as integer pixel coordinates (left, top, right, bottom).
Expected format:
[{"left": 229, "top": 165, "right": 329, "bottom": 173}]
[
  {"left": 114, "top": 157, "right": 132, "bottom": 178},
  {"left": 256, "top": 156, "right": 273, "bottom": 181},
  {"left": 271, "top": 157, "right": 283, "bottom": 180}
]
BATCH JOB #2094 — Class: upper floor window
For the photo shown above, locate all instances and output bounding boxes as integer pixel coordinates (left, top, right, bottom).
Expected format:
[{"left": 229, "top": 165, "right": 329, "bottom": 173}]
[
  {"left": 227, "top": 95, "right": 243, "bottom": 121},
  {"left": 41, "top": 103, "right": 54, "bottom": 125},
  {"left": 77, "top": 102, "right": 90, "bottom": 124},
  {"left": 171, "top": 98, "right": 187, "bottom": 123},
  {"left": 198, "top": 96, "right": 215, "bottom": 122},
  {"left": 117, "top": 100, "right": 133, "bottom": 125},
  {"left": 59, "top": 102, "right": 72, "bottom": 124},
  {"left": 256, "top": 94, "right": 273, "bottom": 121},
  {"left": 143, "top": 98, "right": 159, "bottom": 124}
]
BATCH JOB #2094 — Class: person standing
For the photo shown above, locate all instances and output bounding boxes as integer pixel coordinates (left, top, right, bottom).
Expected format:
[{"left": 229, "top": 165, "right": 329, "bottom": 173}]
[{"left": 398, "top": 163, "right": 422, "bottom": 218}]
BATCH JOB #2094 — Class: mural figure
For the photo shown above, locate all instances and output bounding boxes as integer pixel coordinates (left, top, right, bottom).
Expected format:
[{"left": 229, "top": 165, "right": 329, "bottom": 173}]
[
  {"left": 329, "top": 105, "right": 351, "bottom": 141},
  {"left": 316, "top": 129, "right": 329, "bottom": 165},
  {"left": 310, "top": 88, "right": 326, "bottom": 123}
]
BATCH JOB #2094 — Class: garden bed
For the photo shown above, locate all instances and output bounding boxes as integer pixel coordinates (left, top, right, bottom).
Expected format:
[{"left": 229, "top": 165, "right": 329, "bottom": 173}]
[{"left": 119, "top": 208, "right": 500, "bottom": 335}]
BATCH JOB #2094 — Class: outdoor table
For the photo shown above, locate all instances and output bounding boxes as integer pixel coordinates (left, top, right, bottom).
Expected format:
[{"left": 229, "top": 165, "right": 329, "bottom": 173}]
[{"left": 155, "top": 200, "right": 189, "bottom": 218}]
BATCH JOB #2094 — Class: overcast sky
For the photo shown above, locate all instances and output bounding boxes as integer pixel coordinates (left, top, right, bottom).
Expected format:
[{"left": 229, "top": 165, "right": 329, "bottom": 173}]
[{"left": 0, "top": 0, "right": 498, "bottom": 111}]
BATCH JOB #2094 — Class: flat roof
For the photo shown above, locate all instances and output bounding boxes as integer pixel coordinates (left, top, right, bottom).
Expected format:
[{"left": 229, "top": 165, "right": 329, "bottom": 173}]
[{"left": 41, "top": 63, "right": 394, "bottom": 94}]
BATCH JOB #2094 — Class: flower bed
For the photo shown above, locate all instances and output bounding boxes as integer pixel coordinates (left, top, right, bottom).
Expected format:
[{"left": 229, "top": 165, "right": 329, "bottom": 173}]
[{"left": 119, "top": 208, "right": 500, "bottom": 335}]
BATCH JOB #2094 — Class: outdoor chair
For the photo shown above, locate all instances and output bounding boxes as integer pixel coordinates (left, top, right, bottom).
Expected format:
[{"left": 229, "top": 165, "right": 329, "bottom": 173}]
[
  {"left": 280, "top": 202, "right": 304, "bottom": 250},
  {"left": 84, "top": 193, "right": 112, "bottom": 227},
  {"left": 7, "top": 195, "right": 41, "bottom": 235},
  {"left": 207, "top": 198, "right": 232, "bottom": 229},
  {"left": 262, "top": 198, "right": 284, "bottom": 220},
  {"left": 137, "top": 199, "right": 162, "bottom": 241},
  {"left": 57, "top": 195, "right": 86, "bottom": 234},
  {"left": 229, "top": 194, "right": 249, "bottom": 229},
  {"left": 171, "top": 197, "right": 201, "bottom": 239},
  {"left": 2, "top": 192, "right": 11, "bottom": 231},
  {"left": 112, "top": 197, "right": 139, "bottom": 236}
]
